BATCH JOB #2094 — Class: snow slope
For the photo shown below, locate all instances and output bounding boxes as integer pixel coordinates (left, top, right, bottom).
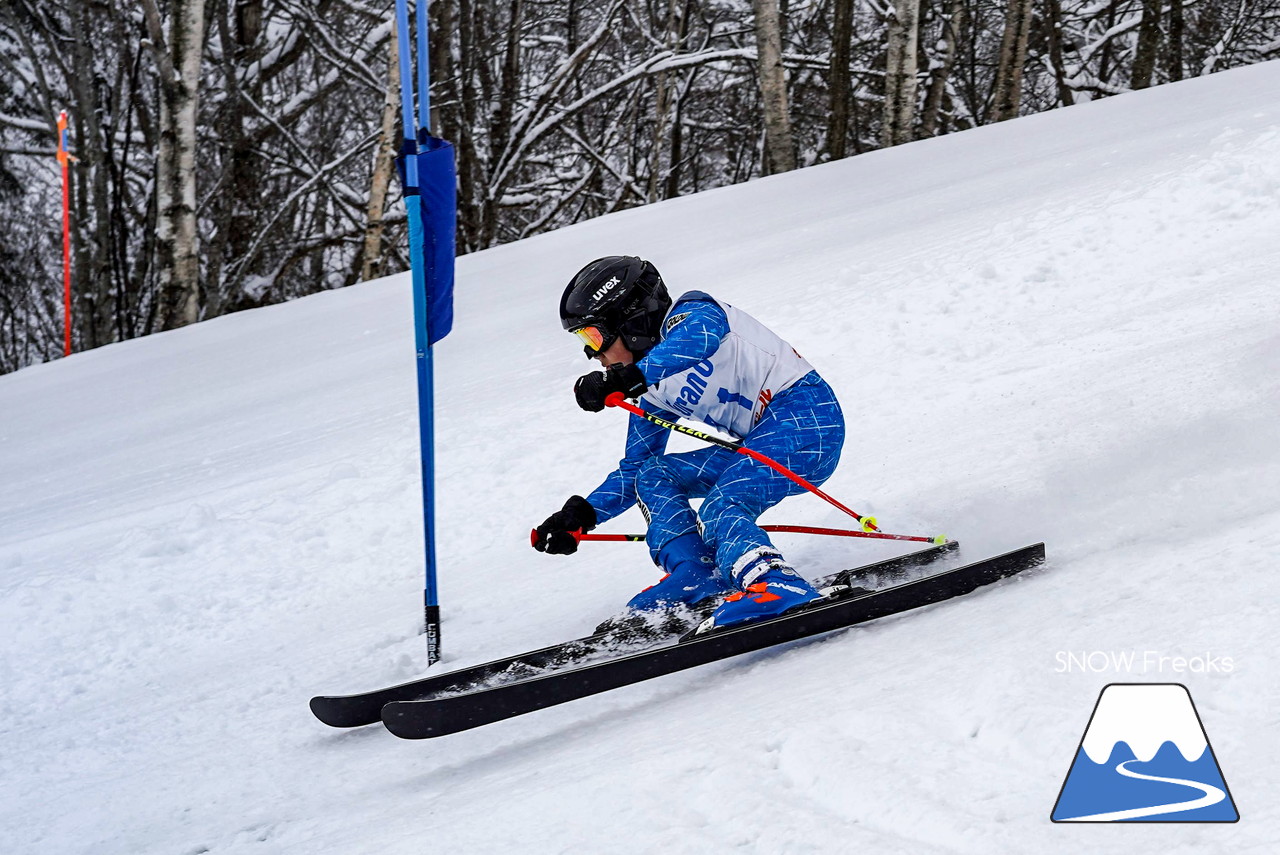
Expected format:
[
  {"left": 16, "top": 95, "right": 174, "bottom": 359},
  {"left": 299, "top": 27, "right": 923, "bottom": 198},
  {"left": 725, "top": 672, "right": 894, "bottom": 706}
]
[{"left": 3, "top": 61, "right": 1280, "bottom": 853}]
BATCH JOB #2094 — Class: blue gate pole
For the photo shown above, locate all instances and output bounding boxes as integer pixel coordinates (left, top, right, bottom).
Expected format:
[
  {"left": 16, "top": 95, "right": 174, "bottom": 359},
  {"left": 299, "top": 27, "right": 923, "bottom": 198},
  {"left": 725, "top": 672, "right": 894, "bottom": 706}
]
[
  {"left": 417, "top": 0, "right": 431, "bottom": 131},
  {"left": 395, "top": 0, "right": 442, "bottom": 664}
]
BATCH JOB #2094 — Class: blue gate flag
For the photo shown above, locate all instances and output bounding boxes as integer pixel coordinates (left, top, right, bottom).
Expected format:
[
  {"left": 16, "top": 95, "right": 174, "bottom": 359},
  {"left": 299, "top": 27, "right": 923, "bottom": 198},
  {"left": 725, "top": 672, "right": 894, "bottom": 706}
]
[{"left": 416, "top": 133, "right": 455, "bottom": 345}]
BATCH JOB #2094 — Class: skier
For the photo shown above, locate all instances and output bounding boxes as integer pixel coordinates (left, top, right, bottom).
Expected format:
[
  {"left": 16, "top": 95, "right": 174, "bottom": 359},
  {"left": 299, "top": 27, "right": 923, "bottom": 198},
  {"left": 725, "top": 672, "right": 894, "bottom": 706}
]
[{"left": 532, "top": 256, "right": 846, "bottom": 630}]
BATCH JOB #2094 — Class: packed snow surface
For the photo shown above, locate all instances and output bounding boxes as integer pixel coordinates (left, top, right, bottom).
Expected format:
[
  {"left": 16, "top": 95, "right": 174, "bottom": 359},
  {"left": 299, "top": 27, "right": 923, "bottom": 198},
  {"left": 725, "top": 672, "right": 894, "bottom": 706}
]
[{"left": 4, "top": 61, "right": 1280, "bottom": 853}]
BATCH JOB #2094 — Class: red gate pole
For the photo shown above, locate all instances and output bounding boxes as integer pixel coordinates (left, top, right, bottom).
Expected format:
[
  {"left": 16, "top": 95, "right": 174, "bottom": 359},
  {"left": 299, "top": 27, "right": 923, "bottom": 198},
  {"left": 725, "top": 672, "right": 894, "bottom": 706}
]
[{"left": 57, "top": 111, "right": 73, "bottom": 357}]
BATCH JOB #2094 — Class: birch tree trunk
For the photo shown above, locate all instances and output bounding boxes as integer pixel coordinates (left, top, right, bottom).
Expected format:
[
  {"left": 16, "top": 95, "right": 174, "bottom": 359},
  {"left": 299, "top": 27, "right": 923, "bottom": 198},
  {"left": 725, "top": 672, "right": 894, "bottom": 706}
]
[
  {"left": 753, "top": 0, "right": 795, "bottom": 174},
  {"left": 143, "top": 0, "right": 206, "bottom": 330},
  {"left": 882, "top": 0, "right": 921, "bottom": 147},
  {"left": 362, "top": 20, "right": 400, "bottom": 282},
  {"left": 989, "top": 0, "right": 1034, "bottom": 123}
]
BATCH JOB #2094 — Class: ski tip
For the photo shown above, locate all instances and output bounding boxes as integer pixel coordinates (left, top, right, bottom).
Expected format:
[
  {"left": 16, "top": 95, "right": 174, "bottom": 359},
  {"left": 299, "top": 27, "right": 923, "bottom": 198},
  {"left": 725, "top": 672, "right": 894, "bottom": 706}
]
[
  {"left": 308, "top": 696, "right": 349, "bottom": 728},
  {"left": 310, "top": 693, "right": 393, "bottom": 729},
  {"left": 381, "top": 701, "right": 440, "bottom": 739}
]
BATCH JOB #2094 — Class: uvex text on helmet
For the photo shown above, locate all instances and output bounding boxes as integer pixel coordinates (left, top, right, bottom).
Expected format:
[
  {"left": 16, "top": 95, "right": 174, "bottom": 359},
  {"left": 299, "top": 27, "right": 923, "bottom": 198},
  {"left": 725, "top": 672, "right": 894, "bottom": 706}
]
[{"left": 558, "top": 256, "right": 671, "bottom": 357}]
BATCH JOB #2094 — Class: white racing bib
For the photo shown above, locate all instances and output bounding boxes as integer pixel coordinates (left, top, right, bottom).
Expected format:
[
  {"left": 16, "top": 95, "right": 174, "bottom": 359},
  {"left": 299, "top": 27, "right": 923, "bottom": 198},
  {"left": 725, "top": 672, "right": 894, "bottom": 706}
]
[{"left": 641, "top": 295, "right": 813, "bottom": 439}]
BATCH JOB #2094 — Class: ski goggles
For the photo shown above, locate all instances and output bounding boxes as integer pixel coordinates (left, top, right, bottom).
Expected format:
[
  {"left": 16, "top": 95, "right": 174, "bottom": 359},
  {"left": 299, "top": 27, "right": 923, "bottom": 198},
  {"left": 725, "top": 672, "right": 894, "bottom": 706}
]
[{"left": 571, "top": 324, "right": 615, "bottom": 356}]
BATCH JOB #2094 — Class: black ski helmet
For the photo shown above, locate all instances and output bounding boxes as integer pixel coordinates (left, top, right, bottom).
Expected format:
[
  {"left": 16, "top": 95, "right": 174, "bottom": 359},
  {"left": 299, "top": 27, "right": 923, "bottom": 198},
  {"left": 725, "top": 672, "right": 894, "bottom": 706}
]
[{"left": 559, "top": 256, "right": 671, "bottom": 357}]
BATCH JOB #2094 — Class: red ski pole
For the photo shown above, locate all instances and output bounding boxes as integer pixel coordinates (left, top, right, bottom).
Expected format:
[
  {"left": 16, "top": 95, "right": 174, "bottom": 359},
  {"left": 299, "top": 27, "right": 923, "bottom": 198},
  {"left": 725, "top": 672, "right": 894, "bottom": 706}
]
[
  {"left": 567, "top": 525, "right": 945, "bottom": 545},
  {"left": 528, "top": 525, "right": 946, "bottom": 548},
  {"left": 604, "top": 392, "right": 887, "bottom": 532},
  {"left": 747, "top": 524, "right": 944, "bottom": 543}
]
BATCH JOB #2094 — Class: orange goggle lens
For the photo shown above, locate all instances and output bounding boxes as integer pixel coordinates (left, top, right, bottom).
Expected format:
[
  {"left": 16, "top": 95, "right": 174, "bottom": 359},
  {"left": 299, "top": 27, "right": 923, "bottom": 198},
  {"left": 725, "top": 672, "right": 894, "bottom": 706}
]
[{"left": 573, "top": 325, "right": 607, "bottom": 352}]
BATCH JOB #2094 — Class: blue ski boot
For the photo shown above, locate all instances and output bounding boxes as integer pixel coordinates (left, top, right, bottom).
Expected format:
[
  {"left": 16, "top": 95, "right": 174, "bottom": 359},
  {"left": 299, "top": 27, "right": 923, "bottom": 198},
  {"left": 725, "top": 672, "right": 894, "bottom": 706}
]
[
  {"left": 625, "top": 533, "right": 736, "bottom": 612},
  {"left": 707, "top": 547, "right": 824, "bottom": 630}
]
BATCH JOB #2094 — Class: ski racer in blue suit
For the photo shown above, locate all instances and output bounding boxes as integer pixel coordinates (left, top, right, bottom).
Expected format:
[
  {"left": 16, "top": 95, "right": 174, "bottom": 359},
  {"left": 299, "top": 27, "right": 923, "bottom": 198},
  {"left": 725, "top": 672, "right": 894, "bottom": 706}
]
[{"left": 533, "top": 256, "right": 846, "bottom": 630}]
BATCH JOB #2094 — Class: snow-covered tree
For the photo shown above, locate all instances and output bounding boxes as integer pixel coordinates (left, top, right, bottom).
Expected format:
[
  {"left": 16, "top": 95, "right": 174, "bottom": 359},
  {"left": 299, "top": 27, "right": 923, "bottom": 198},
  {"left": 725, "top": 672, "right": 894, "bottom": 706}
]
[{"left": 1, "top": 0, "right": 1277, "bottom": 373}]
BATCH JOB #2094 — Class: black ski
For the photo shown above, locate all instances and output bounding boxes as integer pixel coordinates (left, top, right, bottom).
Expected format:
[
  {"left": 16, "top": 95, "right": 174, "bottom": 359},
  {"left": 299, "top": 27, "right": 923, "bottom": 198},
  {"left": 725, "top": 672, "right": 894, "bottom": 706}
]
[
  {"left": 381, "top": 542, "right": 1044, "bottom": 739},
  {"left": 311, "top": 622, "right": 683, "bottom": 729},
  {"left": 309, "top": 540, "right": 959, "bottom": 728}
]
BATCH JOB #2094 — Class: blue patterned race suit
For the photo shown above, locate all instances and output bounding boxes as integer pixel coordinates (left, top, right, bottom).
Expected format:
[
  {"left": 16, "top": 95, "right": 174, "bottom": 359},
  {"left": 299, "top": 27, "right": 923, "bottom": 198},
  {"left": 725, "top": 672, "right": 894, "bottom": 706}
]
[{"left": 585, "top": 292, "right": 845, "bottom": 581}]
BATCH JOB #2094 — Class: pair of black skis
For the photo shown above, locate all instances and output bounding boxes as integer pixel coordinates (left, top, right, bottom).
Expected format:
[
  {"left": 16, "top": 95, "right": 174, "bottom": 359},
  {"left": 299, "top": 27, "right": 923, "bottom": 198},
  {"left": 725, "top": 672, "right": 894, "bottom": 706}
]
[{"left": 311, "top": 540, "right": 1045, "bottom": 739}]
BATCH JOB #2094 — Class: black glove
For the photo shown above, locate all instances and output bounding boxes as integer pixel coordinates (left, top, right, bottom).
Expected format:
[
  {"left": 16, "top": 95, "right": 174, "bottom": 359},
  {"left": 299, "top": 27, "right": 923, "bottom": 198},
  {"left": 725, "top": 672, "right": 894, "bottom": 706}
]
[
  {"left": 573, "top": 362, "right": 648, "bottom": 412},
  {"left": 532, "top": 495, "right": 597, "bottom": 554}
]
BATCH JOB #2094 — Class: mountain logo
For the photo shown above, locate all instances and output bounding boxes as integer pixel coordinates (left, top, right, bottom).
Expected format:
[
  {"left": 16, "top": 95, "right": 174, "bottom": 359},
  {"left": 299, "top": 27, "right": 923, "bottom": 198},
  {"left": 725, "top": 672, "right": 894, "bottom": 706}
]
[{"left": 1051, "top": 683, "right": 1239, "bottom": 822}]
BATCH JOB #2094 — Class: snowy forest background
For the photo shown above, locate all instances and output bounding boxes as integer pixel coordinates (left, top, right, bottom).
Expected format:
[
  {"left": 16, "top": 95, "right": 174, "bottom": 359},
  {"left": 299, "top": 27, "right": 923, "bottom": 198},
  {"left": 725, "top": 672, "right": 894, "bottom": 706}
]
[{"left": 1, "top": 0, "right": 1278, "bottom": 374}]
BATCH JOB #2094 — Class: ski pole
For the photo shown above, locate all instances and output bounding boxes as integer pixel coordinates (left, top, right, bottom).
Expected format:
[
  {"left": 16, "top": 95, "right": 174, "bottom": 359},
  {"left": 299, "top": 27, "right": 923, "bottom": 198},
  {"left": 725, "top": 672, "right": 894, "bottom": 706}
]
[
  {"left": 604, "top": 392, "right": 885, "bottom": 532},
  {"left": 562, "top": 525, "right": 946, "bottom": 545}
]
